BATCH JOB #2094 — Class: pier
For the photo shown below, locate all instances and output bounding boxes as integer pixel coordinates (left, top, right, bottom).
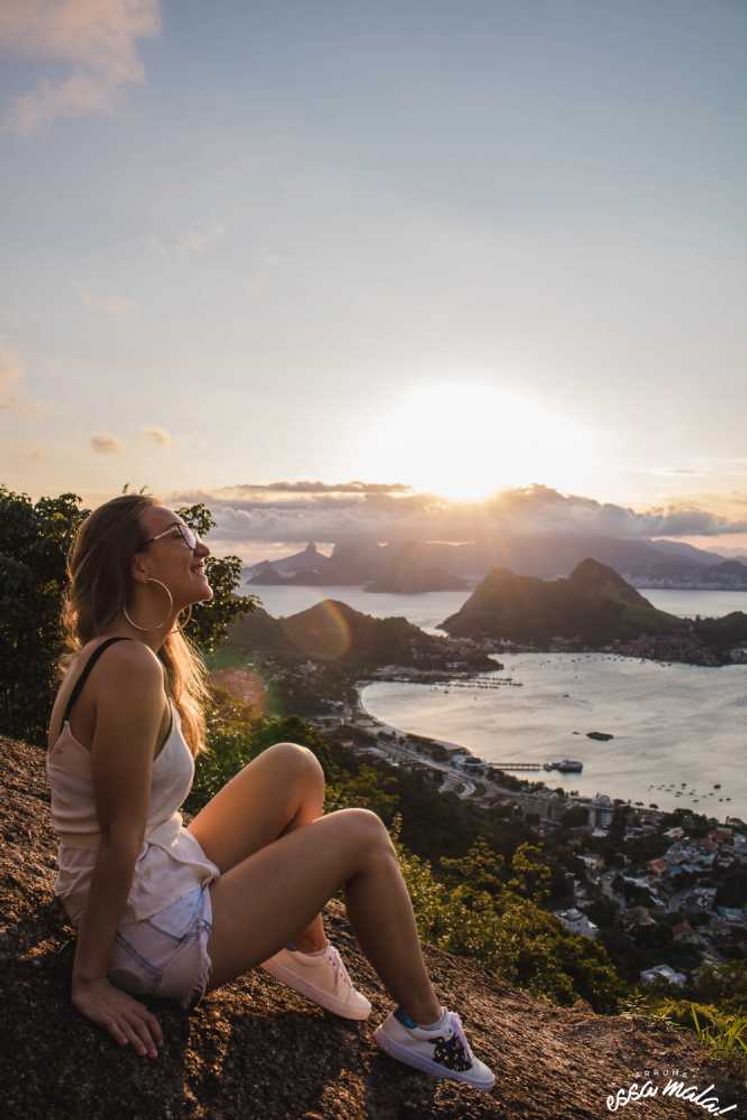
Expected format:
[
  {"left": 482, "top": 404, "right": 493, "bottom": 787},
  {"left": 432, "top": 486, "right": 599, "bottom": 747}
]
[
  {"left": 489, "top": 761, "right": 545, "bottom": 771},
  {"left": 490, "top": 759, "right": 584, "bottom": 774}
]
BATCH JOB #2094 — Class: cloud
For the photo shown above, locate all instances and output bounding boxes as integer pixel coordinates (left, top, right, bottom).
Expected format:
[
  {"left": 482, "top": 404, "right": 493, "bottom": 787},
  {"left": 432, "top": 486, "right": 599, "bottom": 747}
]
[
  {"left": 641, "top": 500, "right": 747, "bottom": 538},
  {"left": 80, "top": 285, "right": 133, "bottom": 315},
  {"left": 91, "top": 431, "right": 124, "bottom": 454},
  {"left": 645, "top": 459, "right": 747, "bottom": 480},
  {"left": 0, "top": 0, "right": 161, "bottom": 134},
  {"left": 208, "top": 480, "right": 413, "bottom": 499},
  {"left": 483, "top": 485, "right": 747, "bottom": 538},
  {"left": 0, "top": 352, "right": 23, "bottom": 409},
  {"left": 150, "top": 223, "right": 225, "bottom": 259},
  {"left": 142, "top": 424, "right": 171, "bottom": 446},
  {"left": 166, "top": 481, "right": 747, "bottom": 550},
  {"left": 0, "top": 347, "right": 52, "bottom": 415}
]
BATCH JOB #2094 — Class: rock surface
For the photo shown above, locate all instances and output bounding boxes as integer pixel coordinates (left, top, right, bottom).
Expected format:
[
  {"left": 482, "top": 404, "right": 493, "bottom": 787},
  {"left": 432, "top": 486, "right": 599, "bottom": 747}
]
[{"left": 2, "top": 735, "right": 745, "bottom": 1120}]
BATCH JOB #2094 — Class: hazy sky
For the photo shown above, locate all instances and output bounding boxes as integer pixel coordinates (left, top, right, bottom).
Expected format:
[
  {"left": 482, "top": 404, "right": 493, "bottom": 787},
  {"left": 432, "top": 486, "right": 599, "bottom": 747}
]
[{"left": 1, "top": 1, "right": 745, "bottom": 557}]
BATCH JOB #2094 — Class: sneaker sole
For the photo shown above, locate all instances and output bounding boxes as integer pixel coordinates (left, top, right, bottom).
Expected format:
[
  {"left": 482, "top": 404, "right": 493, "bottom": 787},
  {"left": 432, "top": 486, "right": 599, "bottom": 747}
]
[
  {"left": 261, "top": 959, "right": 371, "bottom": 1020},
  {"left": 373, "top": 1024, "right": 496, "bottom": 1090}
]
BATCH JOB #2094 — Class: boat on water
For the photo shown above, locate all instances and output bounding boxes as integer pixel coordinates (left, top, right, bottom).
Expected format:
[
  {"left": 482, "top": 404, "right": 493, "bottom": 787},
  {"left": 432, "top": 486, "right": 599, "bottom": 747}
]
[{"left": 544, "top": 758, "right": 584, "bottom": 773}]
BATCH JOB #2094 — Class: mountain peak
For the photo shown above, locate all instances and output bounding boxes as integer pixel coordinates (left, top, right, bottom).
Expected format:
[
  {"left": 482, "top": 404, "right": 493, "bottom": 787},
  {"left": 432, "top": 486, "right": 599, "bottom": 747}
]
[
  {"left": 568, "top": 557, "right": 631, "bottom": 588},
  {"left": 440, "top": 557, "right": 684, "bottom": 642}
]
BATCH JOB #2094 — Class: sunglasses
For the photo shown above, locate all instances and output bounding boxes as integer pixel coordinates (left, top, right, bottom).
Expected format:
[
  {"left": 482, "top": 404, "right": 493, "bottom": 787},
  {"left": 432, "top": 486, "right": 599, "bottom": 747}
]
[{"left": 141, "top": 523, "right": 202, "bottom": 552}]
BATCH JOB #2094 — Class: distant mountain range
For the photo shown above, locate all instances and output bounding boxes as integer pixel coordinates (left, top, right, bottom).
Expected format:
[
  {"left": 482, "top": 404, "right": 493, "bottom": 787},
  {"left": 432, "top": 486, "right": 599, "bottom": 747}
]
[
  {"left": 229, "top": 560, "right": 747, "bottom": 669},
  {"left": 244, "top": 534, "right": 747, "bottom": 591}
]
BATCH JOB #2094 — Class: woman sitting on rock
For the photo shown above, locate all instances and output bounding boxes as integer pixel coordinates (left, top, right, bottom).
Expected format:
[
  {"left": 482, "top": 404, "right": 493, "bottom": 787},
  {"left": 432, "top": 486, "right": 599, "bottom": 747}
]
[{"left": 46, "top": 493, "right": 495, "bottom": 1090}]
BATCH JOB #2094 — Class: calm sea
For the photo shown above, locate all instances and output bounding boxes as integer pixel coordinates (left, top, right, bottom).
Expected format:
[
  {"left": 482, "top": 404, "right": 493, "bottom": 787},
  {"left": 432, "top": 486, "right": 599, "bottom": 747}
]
[{"left": 247, "top": 584, "right": 747, "bottom": 819}]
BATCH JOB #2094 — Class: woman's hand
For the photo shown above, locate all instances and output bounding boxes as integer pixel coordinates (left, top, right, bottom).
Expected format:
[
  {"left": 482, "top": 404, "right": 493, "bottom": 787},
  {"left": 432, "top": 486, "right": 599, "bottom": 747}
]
[{"left": 72, "top": 977, "right": 164, "bottom": 1058}]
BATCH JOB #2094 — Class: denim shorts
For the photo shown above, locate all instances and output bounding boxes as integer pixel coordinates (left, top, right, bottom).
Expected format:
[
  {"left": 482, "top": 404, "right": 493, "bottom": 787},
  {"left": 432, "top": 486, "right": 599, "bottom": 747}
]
[{"left": 107, "top": 882, "right": 214, "bottom": 1011}]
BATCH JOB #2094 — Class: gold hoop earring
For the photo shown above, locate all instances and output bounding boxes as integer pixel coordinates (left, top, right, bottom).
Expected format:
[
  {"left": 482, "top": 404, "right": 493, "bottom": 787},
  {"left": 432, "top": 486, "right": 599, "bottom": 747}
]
[
  {"left": 123, "top": 577, "right": 174, "bottom": 631},
  {"left": 169, "top": 602, "right": 193, "bottom": 635}
]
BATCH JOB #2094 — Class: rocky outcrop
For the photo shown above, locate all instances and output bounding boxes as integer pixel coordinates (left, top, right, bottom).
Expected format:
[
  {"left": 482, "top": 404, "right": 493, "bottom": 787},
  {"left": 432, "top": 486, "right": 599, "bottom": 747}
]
[
  {"left": 226, "top": 600, "right": 494, "bottom": 671},
  {"left": 439, "top": 559, "right": 686, "bottom": 644},
  {"left": 2, "top": 735, "right": 745, "bottom": 1120},
  {"left": 246, "top": 543, "right": 333, "bottom": 584}
]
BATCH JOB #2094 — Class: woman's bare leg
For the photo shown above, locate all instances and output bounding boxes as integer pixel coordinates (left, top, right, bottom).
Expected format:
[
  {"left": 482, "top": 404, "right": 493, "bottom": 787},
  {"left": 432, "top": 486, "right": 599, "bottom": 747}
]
[
  {"left": 188, "top": 742, "right": 329, "bottom": 951},
  {"left": 204, "top": 807, "right": 442, "bottom": 1026}
]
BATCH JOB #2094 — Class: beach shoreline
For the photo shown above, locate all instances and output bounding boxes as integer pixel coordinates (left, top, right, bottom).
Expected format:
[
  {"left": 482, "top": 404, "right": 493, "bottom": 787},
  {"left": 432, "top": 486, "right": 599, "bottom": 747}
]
[{"left": 325, "top": 664, "right": 744, "bottom": 830}]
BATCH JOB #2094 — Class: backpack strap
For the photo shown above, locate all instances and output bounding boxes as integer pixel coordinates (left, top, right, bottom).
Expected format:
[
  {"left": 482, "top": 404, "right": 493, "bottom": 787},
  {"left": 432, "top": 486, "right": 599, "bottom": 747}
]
[{"left": 62, "top": 637, "right": 133, "bottom": 725}]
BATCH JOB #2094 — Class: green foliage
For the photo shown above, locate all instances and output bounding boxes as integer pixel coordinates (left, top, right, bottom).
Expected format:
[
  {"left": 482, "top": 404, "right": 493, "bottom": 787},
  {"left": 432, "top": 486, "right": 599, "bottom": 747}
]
[
  {"left": 388, "top": 816, "right": 624, "bottom": 1012},
  {"left": 692, "top": 959, "right": 747, "bottom": 1015},
  {"left": 390, "top": 763, "right": 537, "bottom": 862},
  {"left": 439, "top": 837, "right": 505, "bottom": 894},
  {"left": 177, "top": 503, "right": 260, "bottom": 652},
  {"left": 0, "top": 486, "right": 87, "bottom": 743},
  {"left": 0, "top": 484, "right": 255, "bottom": 744},
  {"left": 623, "top": 831, "right": 670, "bottom": 863},
  {"left": 585, "top": 894, "right": 621, "bottom": 928},
  {"left": 560, "top": 805, "right": 590, "bottom": 829},
  {"left": 607, "top": 804, "right": 629, "bottom": 848},
  {"left": 507, "top": 842, "right": 553, "bottom": 903},
  {"left": 623, "top": 962, "right": 747, "bottom": 1073},
  {"left": 174, "top": 502, "right": 215, "bottom": 539},
  {"left": 637, "top": 995, "right": 747, "bottom": 1067},
  {"left": 324, "top": 763, "right": 400, "bottom": 821}
]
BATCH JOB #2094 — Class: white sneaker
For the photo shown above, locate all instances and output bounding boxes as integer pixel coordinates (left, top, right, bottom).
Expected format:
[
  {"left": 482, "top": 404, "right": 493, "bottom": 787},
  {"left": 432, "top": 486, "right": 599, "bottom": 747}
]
[
  {"left": 373, "top": 1007, "right": 496, "bottom": 1091},
  {"left": 260, "top": 943, "right": 372, "bottom": 1021}
]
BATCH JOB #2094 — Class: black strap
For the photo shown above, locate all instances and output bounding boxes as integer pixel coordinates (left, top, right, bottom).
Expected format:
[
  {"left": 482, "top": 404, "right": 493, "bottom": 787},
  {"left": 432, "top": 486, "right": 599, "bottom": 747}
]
[{"left": 62, "top": 636, "right": 133, "bottom": 725}]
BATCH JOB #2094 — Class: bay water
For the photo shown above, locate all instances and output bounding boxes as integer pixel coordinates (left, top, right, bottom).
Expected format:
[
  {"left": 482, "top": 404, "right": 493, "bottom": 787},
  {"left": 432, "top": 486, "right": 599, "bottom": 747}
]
[{"left": 247, "top": 584, "right": 747, "bottom": 819}]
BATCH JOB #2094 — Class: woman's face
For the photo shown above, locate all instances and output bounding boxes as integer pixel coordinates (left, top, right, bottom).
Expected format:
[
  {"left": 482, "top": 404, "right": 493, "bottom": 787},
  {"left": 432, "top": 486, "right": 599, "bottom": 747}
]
[{"left": 135, "top": 505, "right": 214, "bottom": 606}]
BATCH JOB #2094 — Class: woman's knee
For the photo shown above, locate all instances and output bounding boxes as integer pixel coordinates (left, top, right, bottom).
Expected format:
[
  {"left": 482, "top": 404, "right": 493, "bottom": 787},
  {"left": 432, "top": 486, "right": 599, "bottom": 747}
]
[
  {"left": 328, "top": 807, "right": 396, "bottom": 855},
  {"left": 262, "top": 741, "right": 325, "bottom": 786}
]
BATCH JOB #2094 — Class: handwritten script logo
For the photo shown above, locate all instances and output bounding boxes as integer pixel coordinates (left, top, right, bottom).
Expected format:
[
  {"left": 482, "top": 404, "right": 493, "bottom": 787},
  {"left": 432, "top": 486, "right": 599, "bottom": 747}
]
[{"left": 606, "top": 1078, "right": 737, "bottom": 1115}]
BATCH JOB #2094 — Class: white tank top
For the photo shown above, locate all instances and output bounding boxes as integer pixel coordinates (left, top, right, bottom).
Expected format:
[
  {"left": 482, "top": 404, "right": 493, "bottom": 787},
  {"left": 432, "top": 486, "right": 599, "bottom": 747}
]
[{"left": 46, "top": 643, "right": 220, "bottom": 926}]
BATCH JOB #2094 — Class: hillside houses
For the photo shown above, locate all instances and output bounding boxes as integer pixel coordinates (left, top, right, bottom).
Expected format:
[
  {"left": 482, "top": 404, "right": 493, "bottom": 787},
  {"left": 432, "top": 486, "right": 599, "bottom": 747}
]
[
  {"left": 640, "top": 964, "right": 687, "bottom": 988},
  {"left": 571, "top": 815, "right": 747, "bottom": 982},
  {"left": 552, "top": 907, "right": 599, "bottom": 940}
]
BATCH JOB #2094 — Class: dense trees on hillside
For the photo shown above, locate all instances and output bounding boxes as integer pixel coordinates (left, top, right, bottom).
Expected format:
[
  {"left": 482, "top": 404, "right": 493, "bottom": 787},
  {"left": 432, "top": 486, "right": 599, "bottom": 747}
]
[{"left": 0, "top": 484, "right": 256, "bottom": 744}]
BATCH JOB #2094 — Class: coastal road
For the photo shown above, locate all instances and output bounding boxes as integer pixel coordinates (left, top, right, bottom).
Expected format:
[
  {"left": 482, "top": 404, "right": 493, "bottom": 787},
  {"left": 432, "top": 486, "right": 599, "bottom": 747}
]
[
  {"left": 354, "top": 723, "right": 479, "bottom": 799},
  {"left": 438, "top": 772, "right": 477, "bottom": 799}
]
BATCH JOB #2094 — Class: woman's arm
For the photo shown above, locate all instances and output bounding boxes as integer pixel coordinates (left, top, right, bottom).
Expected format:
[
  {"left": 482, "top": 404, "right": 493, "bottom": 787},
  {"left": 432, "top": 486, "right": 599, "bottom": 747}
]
[
  {"left": 69, "top": 642, "right": 167, "bottom": 1055},
  {"left": 71, "top": 838, "right": 144, "bottom": 984}
]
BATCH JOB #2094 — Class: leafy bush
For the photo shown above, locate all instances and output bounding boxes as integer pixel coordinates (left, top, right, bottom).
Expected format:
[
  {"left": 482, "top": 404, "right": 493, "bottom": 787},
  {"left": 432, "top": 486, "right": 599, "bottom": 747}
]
[
  {"left": 642, "top": 996, "right": 746, "bottom": 1067},
  {"left": 692, "top": 959, "right": 747, "bottom": 1015},
  {"left": 0, "top": 487, "right": 85, "bottom": 743},
  {"left": 0, "top": 484, "right": 255, "bottom": 744}
]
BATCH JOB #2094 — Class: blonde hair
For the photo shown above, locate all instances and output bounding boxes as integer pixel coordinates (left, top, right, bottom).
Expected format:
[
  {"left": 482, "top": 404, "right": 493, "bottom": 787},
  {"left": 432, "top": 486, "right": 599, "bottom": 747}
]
[{"left": 58, "top": 493, "right": 211, "bottom": 757}]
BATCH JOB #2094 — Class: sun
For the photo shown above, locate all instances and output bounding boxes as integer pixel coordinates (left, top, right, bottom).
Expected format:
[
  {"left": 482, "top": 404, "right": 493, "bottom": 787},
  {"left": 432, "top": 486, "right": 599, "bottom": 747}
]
[{"left": 359, "top": 381, "right": 597, "bottom": 502}]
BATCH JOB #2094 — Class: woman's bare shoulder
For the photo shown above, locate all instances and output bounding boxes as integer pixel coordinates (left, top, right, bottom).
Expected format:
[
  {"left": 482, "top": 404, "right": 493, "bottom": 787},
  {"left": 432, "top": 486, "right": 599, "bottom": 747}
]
[
  {"left": 70, "top": 637, "right": 166, "bottom": 700},
  {"left": 96, "top": 637, "right": 165, "bottom": 679},
  {"left": 50, "top": 638, "right": 166, "bottom": 749}
]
